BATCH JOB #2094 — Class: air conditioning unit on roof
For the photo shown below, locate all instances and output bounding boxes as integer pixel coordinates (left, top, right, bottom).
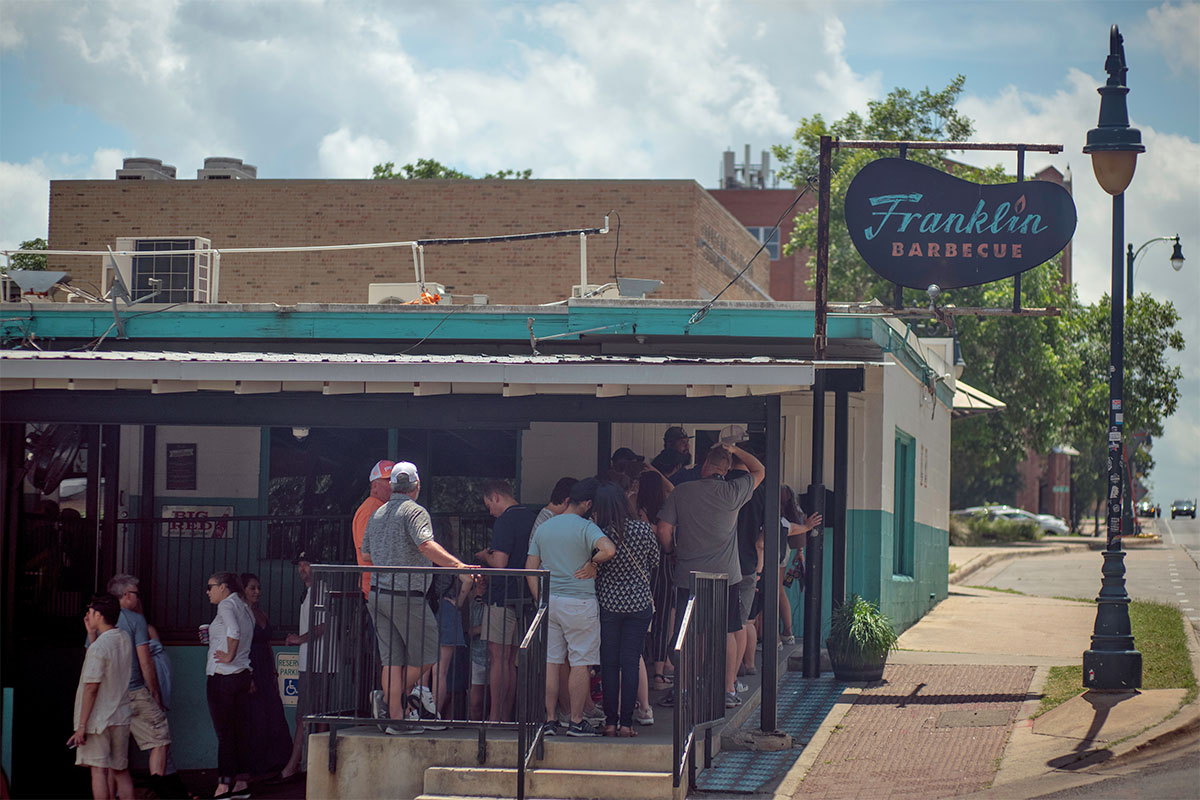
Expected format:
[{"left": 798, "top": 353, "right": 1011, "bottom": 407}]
[{"left": 104, "top": 237, "right": 217, "bottom": 303}]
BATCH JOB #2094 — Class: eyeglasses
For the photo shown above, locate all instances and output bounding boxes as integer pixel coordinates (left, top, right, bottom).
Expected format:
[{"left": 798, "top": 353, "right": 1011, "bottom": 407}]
[{"left": 205, "top": 583, "right": 221, "bottom": 592}]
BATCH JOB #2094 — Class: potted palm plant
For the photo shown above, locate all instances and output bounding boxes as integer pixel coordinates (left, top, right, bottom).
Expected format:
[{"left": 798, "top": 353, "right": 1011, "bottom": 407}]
[{"left": 826, "top": 594, "right": 898, "bottom": 682}]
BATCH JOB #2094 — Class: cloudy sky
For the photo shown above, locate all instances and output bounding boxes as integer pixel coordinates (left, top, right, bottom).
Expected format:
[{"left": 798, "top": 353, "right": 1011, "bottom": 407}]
[{"left": 2, "top": 0, "right": 1198, "bottom": 504}]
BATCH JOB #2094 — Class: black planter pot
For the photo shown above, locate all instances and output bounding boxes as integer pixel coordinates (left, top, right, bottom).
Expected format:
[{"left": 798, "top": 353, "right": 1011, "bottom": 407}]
[{"left": 826, "top": 640, "right": 887, "bottom": 682}]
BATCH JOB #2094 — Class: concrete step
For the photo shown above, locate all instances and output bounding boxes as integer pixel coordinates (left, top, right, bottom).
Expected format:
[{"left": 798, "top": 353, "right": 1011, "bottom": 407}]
[{"left": 424, "top": 765, "right": 674, "bottom": 800}]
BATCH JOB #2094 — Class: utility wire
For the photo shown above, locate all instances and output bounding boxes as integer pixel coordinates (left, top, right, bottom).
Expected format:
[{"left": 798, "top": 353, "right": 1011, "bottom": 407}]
[{"left": 688, "top": 176, "right": 817, "bottom": 327}]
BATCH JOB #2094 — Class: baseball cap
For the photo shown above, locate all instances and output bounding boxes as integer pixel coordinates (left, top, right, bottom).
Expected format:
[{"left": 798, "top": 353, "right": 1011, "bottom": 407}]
[
  {"left": 611, "top": 447, "right": 644, "bottom": 463},
  {"left": 664, "top": 426, "right": 691, "bottom": 443},
  {"left": 292, "top": 551, "right": 312, "bottom": 565},
  {"left": 569, "top": 476, "right": 600, "bottom": 504},
  {"left": 390, "top": 461, "right": 420, "bottom": 489},
  {"left": 369, "top": 460, "right": 396, "bottom": 482}
]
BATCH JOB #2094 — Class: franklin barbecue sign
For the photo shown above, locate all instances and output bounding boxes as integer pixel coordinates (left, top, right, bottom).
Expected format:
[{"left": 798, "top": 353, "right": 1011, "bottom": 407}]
[{"left": 844, "top": 158, "right": 1077, "bottom": 289}]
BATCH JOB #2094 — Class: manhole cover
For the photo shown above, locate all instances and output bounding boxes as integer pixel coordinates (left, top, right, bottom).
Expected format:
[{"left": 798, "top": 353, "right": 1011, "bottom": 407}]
[{"left": 936, "top": 710, "right": 1011, "bottom": 728}]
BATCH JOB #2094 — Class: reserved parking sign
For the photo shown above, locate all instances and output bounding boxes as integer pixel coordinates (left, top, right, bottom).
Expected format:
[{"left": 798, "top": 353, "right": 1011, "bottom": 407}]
[{"left": 277, "top": 651, "right": 299, "bottom": 706}]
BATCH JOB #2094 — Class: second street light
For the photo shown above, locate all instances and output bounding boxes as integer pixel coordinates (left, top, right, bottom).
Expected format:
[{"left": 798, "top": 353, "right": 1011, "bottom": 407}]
[
  {"left": 1082, "top": 23, "right": 1143, "bottom": 692},
  {"left": 1127, "top": 234, "right": 1185, "bottom": 299}
]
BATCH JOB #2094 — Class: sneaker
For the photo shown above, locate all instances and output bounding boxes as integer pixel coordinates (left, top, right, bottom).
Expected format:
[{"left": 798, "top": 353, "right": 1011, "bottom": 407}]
[
  {"left": 542, "top": 720, "right": 561, "bottom": 737},
  {"left": 736, "top": 680, "right": 749, "bottom": 693},
  {"left": 369, "top": 690, "right": 388, "bottom": 719},
  {"left": 385, "top": 724, "right": 423, "bottom": 735},
  {"left": 634, "top": 704, "right": 654, "bottom": 726},
  {"left": 567, "top": 719, "right": 603, "bottom": 737},
  {"left": 657, "top": 689, "right": 675, "bottom": 708},
  {"left": 583, "top": 705, "right": 605, "bottom": 725},
  {"left": 556, "top": 710, "right": 571, "bottom": 726},
  {"left": 781, "top": 635, "right": 796, "bottom": 645},
  {"left": 407, "top": 692, "right": 447, "bottom": 731},
  {"left": 725, "top": 691, "right": 742, "bottom": 708}
]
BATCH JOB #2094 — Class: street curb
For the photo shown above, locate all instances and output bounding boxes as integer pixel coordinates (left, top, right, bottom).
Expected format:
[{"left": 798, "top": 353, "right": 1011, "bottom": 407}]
[
  {"left": 770, "top": 683, "right": 863, "bottom": 800},
  {"left": 949, "top": 543, "right": 1083, "bottom": 586}
]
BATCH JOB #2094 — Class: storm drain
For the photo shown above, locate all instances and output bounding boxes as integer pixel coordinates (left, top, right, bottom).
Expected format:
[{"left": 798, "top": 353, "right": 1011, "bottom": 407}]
[{"left": 936, "top": 709, "right": 1012, "bottom": 728}]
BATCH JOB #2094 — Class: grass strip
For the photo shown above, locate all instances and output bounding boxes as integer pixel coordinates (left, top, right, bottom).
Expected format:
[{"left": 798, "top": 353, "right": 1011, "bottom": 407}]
[{"left": 1035, "top": 599, "right": 1197, "bottom": 717}]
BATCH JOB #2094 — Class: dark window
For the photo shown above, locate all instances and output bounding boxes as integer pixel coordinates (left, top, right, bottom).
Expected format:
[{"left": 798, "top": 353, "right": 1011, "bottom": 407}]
[
  {"left": 132, "top": 239, "right": 207, "bottom": 303},
  {"left": 746, "top": 226, "right": 781, "bottom": 260}
]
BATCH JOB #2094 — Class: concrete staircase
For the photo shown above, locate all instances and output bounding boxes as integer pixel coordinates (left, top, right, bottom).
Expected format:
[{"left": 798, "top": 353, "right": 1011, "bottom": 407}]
[{"left": 414, "top": 737, "right": 675, "bottom": 800}]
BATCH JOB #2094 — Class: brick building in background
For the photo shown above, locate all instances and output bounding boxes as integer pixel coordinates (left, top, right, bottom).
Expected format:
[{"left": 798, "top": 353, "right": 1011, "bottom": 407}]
[{"left": 47, "top": 158, "right": 770, "bottom": 306}]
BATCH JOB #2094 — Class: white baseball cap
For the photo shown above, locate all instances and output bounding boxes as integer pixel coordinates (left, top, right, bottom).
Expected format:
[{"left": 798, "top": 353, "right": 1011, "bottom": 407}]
[{"left": 390, "top": 461, "right": 420, "bottom": 488}]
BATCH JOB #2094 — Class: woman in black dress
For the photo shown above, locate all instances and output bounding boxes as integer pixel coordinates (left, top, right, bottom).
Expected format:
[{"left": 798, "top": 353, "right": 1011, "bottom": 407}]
[{"left": 240, "top": 573, "right": 293, "bottom": 778}]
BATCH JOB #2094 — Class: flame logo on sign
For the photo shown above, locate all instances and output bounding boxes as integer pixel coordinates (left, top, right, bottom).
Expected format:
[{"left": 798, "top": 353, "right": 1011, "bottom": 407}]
[{"left": 1014, "top": 194, "right": 1027, "bottom": 214}]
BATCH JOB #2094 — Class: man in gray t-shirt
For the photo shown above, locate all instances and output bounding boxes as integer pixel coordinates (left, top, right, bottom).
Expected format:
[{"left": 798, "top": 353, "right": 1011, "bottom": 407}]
[
  {"left": 361, "top": 461, "right": 472, "bottom": 731},
  {"left": 656, "top": 443, "right": 764, "bottom": 707}
]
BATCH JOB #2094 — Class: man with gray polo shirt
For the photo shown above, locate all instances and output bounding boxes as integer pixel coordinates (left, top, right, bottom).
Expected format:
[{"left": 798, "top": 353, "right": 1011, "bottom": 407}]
[
  {"left": 656, "top": 443, "right": 764, "bottom": 708},
  {"left": 361, "top": 461, "right": 472, "bottom": 734}
]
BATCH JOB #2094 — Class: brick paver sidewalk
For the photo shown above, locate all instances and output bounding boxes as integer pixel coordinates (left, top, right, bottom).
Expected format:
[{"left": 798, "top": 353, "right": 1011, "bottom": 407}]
[{"left": 797, "top": 664, "right": 1034, "bottom": 799}]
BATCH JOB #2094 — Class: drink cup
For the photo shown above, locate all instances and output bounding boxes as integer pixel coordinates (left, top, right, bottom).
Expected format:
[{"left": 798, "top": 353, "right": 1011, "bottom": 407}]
[{"left": 198, "top": 624, "right": 210, "bottom": 644}]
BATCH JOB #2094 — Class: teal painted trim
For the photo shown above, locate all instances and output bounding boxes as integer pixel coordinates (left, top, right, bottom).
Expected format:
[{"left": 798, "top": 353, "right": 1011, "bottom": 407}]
[
  {"left": 843, "top": 508, "right": 948, "bottom": 633},
  {"left": 871, "top": 320, "right": 954, "bottom": 408},
  {"left": 16, "top": 305, "right": 880, "bottom": 345},
  {"left": 162, "top": 645, "right": 300, "bottom": 769},
  {"left": 2, "top": 686, "right": 11, "bottom": 781}
]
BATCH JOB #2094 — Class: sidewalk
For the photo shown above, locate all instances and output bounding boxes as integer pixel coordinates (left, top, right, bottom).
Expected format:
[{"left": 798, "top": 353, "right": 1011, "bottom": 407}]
[{"left": 705, "top": 540, "right": 1200, "bottom": 799}]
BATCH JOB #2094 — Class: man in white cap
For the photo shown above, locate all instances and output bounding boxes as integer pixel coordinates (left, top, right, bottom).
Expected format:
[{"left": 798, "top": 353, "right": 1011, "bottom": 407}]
[
  {"left": 361, "top": 462, "right": 473, "bottom": 733},
  {"left": 353, "top": 460, "right": 395, "bottom": 599}
]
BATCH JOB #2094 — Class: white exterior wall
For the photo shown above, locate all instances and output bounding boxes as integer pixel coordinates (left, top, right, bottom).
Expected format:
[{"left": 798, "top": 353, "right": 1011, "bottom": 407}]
[
  {"left": 519, "top": 422, "right": 597, "bottom": 503},
  {"left": 155, "top": 425, "right": 261, "bottom": 500}
]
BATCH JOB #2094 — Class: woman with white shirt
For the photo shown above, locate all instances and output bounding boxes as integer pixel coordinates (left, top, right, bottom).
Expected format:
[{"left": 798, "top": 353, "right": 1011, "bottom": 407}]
[{"left": 205, "top": 572, "right": 256, "bottom": 799}]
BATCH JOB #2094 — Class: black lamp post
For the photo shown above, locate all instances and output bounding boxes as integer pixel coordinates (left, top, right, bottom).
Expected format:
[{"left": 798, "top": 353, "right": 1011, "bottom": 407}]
[{"left": 1082, "top": 24, "right": 1143, "bottom": 691}]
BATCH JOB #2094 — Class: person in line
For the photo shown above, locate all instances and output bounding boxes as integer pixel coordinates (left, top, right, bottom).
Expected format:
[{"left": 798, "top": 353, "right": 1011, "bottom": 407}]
[
  {"left": 650, "top": 449, "right": 689, "bottom": 483},
  {"left": 101, "top": 575, "right": 171, "bottom": 783},
  {"left": 656, "top": 443, "right": 764, "bottom": 709},
  {"left": 204, "top": 572, "right": 255, "bottom": 799},
  {"left": 636, "top": 469, "right": 675, "bottom": 694},
  {"left": 69, "top": 593, "right": 134, "bottom": 800},
  {"left": 777, "top": 485, "right": 823, "bottom": 642},
  {"left": 134, "top": 598, "right": 195, "bottom": 800},
  {"left": 533, "top": 477, "right": 578, "bottom": 532},
  {"left": 361, "top": 462, "right": 473, "bottom": 734},
  {"left": 525, "top": 478, "right": 616, "bottom": 737},
  {"left": 474, "top": 480, "right": 536, "bottom": 723},
  {"left": 731, "top": 458, "right": 766, "bottom": 678},
  {"left": 590, "top": 483, "right": 659, "bottom": 737},
  {"left": 239, "top": 574, "right": 292, "bottom": 781},
  {"left": 283, "top": 552, "right": 337, "bottom": 773},
  {"left": 656, "top": 426, "right": 692, "bottom": 471},
  {"left": 465, "top": 577, "right": 490, "bottom": 720},
  {"left": 353, "top": 460, "right": 395, "bottom": 599}
]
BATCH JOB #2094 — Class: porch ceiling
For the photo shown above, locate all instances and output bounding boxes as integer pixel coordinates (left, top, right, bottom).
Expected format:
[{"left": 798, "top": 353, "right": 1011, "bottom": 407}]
[{"left": 0, "top": 350, "right": 876, "bottom": 398}]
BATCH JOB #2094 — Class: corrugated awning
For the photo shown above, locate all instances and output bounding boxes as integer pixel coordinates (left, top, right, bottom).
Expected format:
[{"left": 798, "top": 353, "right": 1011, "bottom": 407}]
[
  {"left": 952, "top": 380, "right": 1006, "bottom": 418},
  {"left": 0, "top": 350, "right": 877, "bottom": 398}
]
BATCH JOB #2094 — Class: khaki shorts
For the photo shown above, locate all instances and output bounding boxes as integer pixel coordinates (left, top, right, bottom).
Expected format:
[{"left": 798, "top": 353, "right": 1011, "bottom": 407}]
[
  {"left": 482, "top": 604, "right": 522, "bottom": 647},
  {"left": 736, "top": 574, "right": 758, "bottom": 627},
  {"left": 76, "top": 724, "right": 130, "bottom": 770},
  {"left": 128, "top": 687, "right": 171, "bottom": 750},
  {"left": 546, "top": 595, "right": 600, "bottom": 666}
]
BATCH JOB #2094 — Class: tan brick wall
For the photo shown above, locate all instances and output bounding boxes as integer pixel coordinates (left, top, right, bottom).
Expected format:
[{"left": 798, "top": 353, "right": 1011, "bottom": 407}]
[{"left": 48, "top": 179, "right": 768, "bottom": 306}]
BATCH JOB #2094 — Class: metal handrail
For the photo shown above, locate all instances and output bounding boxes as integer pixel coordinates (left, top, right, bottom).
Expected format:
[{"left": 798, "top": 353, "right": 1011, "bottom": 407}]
[{"left": 671, "top": 572, "right": 728, "bottom": 791}]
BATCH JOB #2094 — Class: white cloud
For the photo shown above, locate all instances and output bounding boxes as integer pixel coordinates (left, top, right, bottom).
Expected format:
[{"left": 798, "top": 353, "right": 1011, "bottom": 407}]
[
  {"left": 0, "top": 158, "right": 50, "bottom": 252},
  {"left": 316, "top": 127, "right": 390, "bottom": 178},
  {"left": 1144, "top": 2, "right": 1200, "bottom": 75}
]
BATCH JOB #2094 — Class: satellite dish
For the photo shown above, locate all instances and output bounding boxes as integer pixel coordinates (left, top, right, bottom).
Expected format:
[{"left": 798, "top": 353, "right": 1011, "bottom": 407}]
[{"left": 25, "top": 424, "right": 82, "bottom": 494}]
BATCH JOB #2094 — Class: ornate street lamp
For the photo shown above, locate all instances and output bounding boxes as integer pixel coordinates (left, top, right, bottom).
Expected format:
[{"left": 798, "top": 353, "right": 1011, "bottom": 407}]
[
  {"left": 1082, "top": 24, "right": 1143, "bottom": 691},
  {"left": 1128, "top": 236, "right": 1185, "bottom": 302}
]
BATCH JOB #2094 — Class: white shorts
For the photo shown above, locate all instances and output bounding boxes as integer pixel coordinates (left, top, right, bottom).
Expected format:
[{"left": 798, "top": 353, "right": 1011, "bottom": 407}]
[
  {"left": 471, "top": 659, "right": 488, "bottom": 686},
  {"left": 546, "top": 595, "right": 600, "bottom": 666}
]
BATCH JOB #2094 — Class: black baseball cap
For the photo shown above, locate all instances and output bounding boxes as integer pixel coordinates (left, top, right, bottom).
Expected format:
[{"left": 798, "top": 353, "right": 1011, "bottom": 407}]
[
  {"left": 664, "top": 426, "right": 691, "bottom": 443},
  {"left": 611, "top": 447, "right": 644, "bottom": 463}
]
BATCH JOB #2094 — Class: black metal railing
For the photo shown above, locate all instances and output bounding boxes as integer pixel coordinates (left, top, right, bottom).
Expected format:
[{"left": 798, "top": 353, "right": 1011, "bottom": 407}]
[
  {"left": 672, "top": 572, "right": 728, "bottom": 791},
  {"left": 304, "top": 563, "right": 549, "bottom": 800},
  {"left": 112, "top": 512, "right": 494, "bottom": 641}
]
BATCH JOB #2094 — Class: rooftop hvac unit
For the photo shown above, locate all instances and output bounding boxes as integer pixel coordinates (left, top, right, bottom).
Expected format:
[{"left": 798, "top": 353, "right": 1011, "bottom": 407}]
[
  {"left": 104, "top": 237, "right": 217, "bottom": 303},
  {"left": 368, "top": 282, "right": 446, "bottom": 304},
  {"left": 115, "top": 157, "right": 177, "bottom": 180},
  {"left": 197, "top": 157, "right": 258, "bottom": 179}
]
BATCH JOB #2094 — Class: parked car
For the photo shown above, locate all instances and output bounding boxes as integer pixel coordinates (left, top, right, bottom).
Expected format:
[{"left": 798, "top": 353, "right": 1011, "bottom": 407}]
[
  {"left": 950, "top": 505, "right": 1068, "bottom": 536},
  {"left": 1171, "top": 499, "right": 1197, "bottom": 519},
  {"left": 1034, "top": 513, "right": 1070, "bottom": 536}
]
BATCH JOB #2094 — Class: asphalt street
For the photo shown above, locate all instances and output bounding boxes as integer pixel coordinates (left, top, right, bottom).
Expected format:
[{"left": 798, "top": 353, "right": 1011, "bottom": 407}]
[{"left": 968, "top": 517, "right": 1200, "bottom": 627}]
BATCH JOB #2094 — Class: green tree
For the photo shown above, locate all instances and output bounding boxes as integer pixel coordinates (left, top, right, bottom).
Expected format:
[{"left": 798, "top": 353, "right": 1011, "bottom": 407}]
[
  {"left": 1065, "top": 294, "right": 1185, "bottom": 529},
  {"left": 371, "top": 158, "right": 531, "bottom": 180},
  {"left": 9, "top": 237, "right": 47, "bottom": 271}
]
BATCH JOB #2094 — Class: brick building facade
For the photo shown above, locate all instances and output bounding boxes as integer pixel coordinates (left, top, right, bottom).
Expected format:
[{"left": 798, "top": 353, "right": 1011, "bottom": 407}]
[
  {"left": 47, "top": 178, "right": 770, "bottom": 306},
  {"left": 708, "top": 188, "right": 816, "bottom": 301}
]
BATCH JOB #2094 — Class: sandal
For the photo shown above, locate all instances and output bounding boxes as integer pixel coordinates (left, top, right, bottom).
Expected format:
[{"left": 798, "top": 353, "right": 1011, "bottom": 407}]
[
  {"left": 617, "top": 725, "right": 638, "bottom": 738},
  {"left": 651, "top": 673, "right": 674, "bottom": 690},
  {"left": 603, "top": 724, "right": 618, "bottom": 737}
]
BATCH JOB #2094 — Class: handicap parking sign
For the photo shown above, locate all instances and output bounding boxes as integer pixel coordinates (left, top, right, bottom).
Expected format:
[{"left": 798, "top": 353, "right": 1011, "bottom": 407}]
[{"left": 277, "top": 652, "right": 300, "bottom": 707}]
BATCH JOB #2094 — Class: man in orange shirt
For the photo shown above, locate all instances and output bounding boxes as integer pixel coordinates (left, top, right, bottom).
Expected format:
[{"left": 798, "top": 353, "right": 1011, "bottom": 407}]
[{"left": 353, "top": 460, "right": 395, "bottom": 597}]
